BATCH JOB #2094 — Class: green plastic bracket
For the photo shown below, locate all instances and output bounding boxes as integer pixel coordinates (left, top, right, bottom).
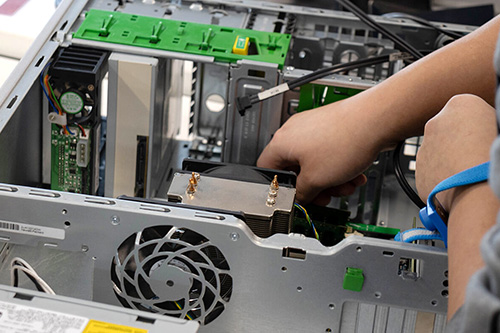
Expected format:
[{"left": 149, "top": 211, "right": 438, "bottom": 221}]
[
  {"left": 73, "top": 9, "right": 291, "bottom": 68},
  {"left": 297, "top": 84, "right": 362, "bottom": 112},
  {"left": 343, "top": 267, "right": 364, "bottom": 292}
]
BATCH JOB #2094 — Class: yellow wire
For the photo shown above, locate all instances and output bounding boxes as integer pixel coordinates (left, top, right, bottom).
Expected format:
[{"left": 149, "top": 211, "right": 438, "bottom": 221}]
[
  {"left": 175, "top": 301, "right": 193, "bottom": 320},
  {"left": 294, "top": 203, "right": 320, "bottom": 240}
]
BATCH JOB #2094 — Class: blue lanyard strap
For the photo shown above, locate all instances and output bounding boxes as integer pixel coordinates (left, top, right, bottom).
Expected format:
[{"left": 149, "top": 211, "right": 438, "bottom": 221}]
[{"left": 398, "top": 161, "right": 490, "bottom": 247}]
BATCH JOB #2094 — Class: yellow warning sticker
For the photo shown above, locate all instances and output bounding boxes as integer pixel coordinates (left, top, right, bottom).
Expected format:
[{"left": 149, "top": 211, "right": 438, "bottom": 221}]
[{"left": 83, "top": 320, "right": 148, "bottom": 333}]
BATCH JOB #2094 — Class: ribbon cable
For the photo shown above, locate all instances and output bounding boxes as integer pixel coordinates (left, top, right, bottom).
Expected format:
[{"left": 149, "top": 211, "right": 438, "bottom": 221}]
[{"left": 396, "top": 161, "right": 490, "bottom": 247}]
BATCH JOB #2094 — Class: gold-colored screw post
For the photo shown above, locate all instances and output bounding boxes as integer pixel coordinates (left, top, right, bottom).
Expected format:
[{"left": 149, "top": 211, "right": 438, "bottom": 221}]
[
  {"left": 191, "top": 172, "right": 198, "bottom": 186},
  {"left": 271, "top": 175, "right": 279, "bottom": 191},
  {"left": 266, "top": 175, "right": 279, "bottom": 206},
  {"left": 187, "top": 177, "right": 197, "bottom": 195}
]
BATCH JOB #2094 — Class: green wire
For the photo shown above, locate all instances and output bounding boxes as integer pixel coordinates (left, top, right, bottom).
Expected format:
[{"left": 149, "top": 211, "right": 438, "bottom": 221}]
[
  {"left": 45, "top": 75, "right": 64, "bottom": 112},
  {"left": 44, "top": 74, "right": 74, "bottom": 135}
]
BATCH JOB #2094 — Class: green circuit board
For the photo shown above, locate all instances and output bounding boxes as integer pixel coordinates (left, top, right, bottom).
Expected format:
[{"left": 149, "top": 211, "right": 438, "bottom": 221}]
[{"left": 50, "top": 124, "right": 92, "bottom": 194}]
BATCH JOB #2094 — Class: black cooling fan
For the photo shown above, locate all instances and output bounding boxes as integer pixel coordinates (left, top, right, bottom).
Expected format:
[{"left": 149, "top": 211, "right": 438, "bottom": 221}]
[
  {"left": 111, "top": 225, "right": 232, "bottom": 325},
  {"left": 49, "top": 46, "right": 108, "bottom": 126}
]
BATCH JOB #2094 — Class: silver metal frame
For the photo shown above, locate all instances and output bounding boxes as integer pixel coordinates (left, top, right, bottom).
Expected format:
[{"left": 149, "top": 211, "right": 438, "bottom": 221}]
[{"left": 0, "top": 184, "right": 447, "bottom": 332}]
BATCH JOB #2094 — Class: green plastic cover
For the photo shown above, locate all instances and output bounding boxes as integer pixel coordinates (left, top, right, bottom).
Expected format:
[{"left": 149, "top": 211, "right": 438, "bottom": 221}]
[{"left": 73, "top": 9, "right": 290, "bottom": 68}]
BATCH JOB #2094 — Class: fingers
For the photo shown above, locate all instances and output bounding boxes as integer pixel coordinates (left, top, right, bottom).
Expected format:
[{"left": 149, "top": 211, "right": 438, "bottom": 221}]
[
  {"left": 257, "top": 136, "right": 298, "bottom": 172},
  {"left": 296, "top": 174, "right": 368, "bottom": 205},
  {"left": 256, "top": 144, "right": 284, "bottom": 170},
  {"left": 350, "top": 174, "right": 368, "bottom": 187}
]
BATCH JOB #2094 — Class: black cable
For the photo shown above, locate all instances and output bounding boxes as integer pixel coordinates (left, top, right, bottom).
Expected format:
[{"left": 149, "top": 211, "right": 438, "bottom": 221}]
[
  {"left": 334, "top": 0, "right": 423, "bottom": 59},
  {"left": 382, "top": 12, "right": 464, "bottom": 40},
  {"left": 237, "top": 53, "right": 409, "bottom": 114},
  {"left": 288, "top": 54, "right": 396, "bottom": 89},
  {"left": 393, "top": 141, "right": 426, "bottom": 209},
  {"left": 331, "top": 1, "right": 428, "bottom": 209},
  {"left": 11, "top": 265, "right": 47, "bottom": 293}
]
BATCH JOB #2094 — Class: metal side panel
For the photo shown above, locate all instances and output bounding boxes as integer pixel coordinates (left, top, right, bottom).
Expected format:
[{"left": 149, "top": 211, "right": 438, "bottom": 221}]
[
  {"left": 197, "top": 62, "right": 230, "bottom": 141},
  {"left": 0, "top": 184, "right": 447, "bottom": 332},
  {"left": 224, "top": 60, "right": 282, "bottom": 165},
  {"left": 0, "top": 83, "right": 42, "bottom": 187},
  {"left": 148, "top": 58, "right": 182, "bottom": 198}
]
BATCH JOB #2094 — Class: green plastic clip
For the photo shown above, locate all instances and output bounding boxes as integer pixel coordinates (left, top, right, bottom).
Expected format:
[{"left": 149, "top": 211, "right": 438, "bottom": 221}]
[
  {"left": 200, "top": 28, "right": 213, "bottom": 51},
  {"left": 267, "top": 35, "right": 278, "bottom": 51},
  {"left": 100, "top": 14, "right": 114, "bottom": 37},
  {"left": 150, "top": 21, "right": 163, "bottom": 44},
  {"left": 343, "top": 267, "right": 364, "bottom": 292}
]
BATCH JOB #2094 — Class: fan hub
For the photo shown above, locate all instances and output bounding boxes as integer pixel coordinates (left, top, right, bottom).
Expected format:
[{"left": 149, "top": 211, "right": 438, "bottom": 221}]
[{"left": 149, "top": 259, "right": 191, "bottom": 300}]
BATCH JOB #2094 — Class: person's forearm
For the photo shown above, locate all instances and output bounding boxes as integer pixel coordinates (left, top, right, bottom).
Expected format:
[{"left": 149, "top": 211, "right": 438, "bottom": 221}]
[
  {"left": 347, "top": 16, "right": 500, "bottom": 151},
  {"left": 446, "top": 183, "right": 500, "bottom": 318}
]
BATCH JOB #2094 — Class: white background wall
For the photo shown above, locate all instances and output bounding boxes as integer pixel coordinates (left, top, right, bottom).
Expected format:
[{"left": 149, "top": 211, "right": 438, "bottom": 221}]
[{"left": 0, "top": 0, "right": 55, "bottom": 85}]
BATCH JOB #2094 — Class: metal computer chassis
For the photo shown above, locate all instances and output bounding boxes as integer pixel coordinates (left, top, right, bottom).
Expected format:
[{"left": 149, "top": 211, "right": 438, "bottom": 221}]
[
  {"left": 0, "top": 0, "right": 470, "bottom": 331},
  {"left": 0, "top": 184, "right": 447, "bottom": 332}
]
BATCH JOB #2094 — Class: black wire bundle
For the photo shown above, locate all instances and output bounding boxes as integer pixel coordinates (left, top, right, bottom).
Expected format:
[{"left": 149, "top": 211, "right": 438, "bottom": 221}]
[
  {"left": 333, "top": 0, "right": 423, "bottom": 59},
  {"left": 383, "top": 12, "right": 463, "bottom": 40},
  {"left": 393, "top": 142, "right": 426, "bottom": 208},
  {"left": 287, "top": 54, "right": 398, "bottom": 89}
]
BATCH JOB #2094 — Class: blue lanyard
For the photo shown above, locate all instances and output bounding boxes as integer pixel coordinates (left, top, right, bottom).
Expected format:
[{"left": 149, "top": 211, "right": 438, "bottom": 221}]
[{"left": 397, "top": 162, "right": 490, "bottom": 247}]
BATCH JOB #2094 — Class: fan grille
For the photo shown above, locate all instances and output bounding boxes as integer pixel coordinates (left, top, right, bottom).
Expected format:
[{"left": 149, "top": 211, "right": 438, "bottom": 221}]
[{"left": 111, "top": 225, "right": 232, "bottom": 325}]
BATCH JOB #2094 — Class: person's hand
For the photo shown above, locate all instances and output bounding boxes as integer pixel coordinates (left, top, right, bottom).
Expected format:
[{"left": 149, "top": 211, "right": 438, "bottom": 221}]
[
  {"left": 416, "top": 94, "right": 497, "bottom": 210},
  {"left": 257, "top": 98, "right": 382, "bottom": 205}
]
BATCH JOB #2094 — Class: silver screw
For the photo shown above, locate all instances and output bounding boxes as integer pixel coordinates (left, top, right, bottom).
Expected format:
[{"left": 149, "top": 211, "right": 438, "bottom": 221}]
[
  {"left": 111, "top": 215, "right": 120, "bottom": 225},
  {"left": 266, "top": 197, "right": 276, "bottom": 206},
  {"left": 230, "top": 232, "right": 240, "bottom": 241},
  {"left": 81, "top": 245, "right": 89, "bottom": 252}
]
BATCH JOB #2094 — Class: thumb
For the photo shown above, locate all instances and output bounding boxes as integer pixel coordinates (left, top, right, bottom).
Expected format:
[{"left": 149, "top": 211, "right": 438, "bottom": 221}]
[{"left": 295, "top": 172, "right": 322, "bottom": 204}]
